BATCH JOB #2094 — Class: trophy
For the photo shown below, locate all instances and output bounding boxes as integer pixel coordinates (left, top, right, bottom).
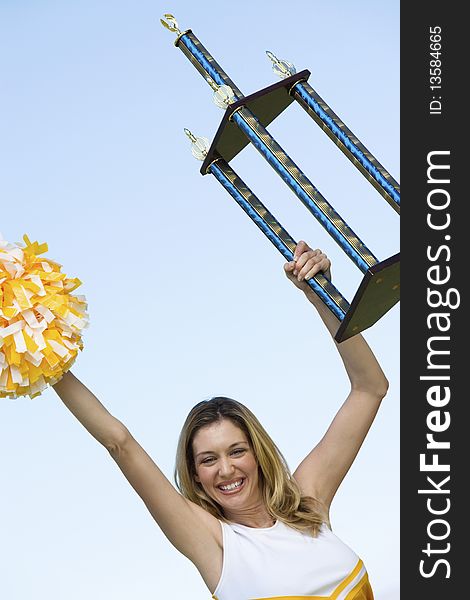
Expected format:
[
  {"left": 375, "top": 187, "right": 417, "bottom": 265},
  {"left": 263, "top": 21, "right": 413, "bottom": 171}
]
[{"left": 161, "top": 15, "right": 400, "bottom": 342}]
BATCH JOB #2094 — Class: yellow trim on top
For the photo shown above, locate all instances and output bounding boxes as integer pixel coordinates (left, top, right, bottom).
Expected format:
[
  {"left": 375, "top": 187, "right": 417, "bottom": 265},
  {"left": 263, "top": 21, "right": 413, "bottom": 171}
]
[
  {"left": 212, "top": 560, "right": 369, "bottom": 600},
  {"left": 330, "top": 559, "right": 364, "bottom": 599},
  {"left": 345, "top": 572, "right": 372, "bottom": 600}
]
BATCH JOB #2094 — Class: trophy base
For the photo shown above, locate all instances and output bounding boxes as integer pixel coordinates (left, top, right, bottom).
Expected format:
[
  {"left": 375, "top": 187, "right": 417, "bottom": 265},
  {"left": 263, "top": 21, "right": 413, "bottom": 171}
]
[
  {"left": 335, "top": 253, "right": 400, "bottom": 342},
  {"left": 201, "top": 70, "right": 311, "bottom": 173}
]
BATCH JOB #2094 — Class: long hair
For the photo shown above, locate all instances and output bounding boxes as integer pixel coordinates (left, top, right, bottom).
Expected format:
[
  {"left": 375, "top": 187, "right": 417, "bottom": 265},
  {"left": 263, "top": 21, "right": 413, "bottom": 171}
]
[{"left": 174, "top": 396, "right": 327, "bottom": 537}]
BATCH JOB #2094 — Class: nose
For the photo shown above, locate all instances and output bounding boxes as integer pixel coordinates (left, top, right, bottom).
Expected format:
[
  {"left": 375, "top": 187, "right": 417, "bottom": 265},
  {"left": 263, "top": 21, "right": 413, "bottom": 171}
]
[{"left": 218, "top": 456, "right": 236, "bottom": 479}]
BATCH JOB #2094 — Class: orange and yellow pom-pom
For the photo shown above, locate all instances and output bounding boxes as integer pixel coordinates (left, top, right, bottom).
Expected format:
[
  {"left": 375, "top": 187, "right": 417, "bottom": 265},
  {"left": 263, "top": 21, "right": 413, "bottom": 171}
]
[{"left": 0, "top": 234, "right": 88, "bottom": 398}]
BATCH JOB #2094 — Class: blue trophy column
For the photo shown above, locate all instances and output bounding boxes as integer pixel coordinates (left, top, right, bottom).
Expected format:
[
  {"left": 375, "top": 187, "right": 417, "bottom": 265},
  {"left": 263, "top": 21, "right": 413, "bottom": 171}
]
[
  {"left": 291, "top": 80, "right": 400, "bottom": 213},
  {"left": 209, "top": 159, "right": 349, "bottom": 321}
]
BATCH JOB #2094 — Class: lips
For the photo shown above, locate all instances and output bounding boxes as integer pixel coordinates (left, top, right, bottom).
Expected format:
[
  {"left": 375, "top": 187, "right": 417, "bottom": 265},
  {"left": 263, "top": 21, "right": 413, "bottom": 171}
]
[{"left": 217, "top": 477, "right": 245, "bottom": 495}]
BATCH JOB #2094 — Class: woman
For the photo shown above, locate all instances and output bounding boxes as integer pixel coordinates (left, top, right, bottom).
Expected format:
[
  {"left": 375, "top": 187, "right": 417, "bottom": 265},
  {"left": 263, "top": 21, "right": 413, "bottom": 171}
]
[{"left": 53, "top": 241, "right": 389, "bottom": 599}]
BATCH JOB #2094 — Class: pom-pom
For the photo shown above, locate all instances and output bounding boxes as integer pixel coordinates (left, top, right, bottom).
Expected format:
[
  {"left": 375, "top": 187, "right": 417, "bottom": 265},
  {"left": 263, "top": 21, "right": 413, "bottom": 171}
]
[{"left": 0, "top": 234, "right": 88, "bottom": 398}]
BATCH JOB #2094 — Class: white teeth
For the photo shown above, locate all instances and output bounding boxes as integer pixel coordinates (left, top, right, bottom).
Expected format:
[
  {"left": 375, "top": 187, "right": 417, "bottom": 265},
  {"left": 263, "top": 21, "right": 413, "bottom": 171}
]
[{"left": 219, "top": 479, "right": 243, "bottom": 491}]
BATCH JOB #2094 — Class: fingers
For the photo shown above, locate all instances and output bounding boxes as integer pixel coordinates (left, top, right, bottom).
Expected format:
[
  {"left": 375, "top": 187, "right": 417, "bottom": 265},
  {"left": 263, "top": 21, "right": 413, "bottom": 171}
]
[
  {"left": 284, "top": 240, "right": 308, "bottom": 281},
  {"left": 290, "top": 241, "right": 331, "bottom": 282},
  {"left": 293, "top": 240, "right": 309, "bottom": 262},
  {"left": 298, "top": 256, "right": 330, "bottom": 282},
  {"left": 284, "top": 260, "right": 296, "bottom": 274},
  {"left": 284, "top": 241, "right": 331, "bottom": 286},
  {"left": 284, "top": 261, "right": 298, "bottom": 284}
]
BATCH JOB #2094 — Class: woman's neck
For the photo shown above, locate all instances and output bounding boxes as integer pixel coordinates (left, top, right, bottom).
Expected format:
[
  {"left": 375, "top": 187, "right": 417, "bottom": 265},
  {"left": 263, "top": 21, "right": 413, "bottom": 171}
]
[{"left": 224, "top": 500, "right": 275, "bottom": 528}]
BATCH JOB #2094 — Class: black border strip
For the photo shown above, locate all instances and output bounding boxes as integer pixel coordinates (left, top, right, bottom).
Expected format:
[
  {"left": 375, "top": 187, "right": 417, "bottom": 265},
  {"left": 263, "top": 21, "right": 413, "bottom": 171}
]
[{"left": 401, "top": 4, "right": 463, "bottom": 596}]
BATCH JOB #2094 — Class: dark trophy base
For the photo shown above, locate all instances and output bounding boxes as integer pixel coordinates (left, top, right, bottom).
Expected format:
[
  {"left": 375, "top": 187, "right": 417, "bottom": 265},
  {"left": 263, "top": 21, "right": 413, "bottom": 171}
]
[
  {"left": 201, "top": 70, "right": 311, "bottom": 171},
  {"left": 335, "top": 253, "right": 400, "bottom": 342}
]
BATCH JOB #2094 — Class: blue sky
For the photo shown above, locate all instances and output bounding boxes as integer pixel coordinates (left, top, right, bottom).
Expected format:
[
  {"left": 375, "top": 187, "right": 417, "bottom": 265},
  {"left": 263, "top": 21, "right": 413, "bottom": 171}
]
[{"left": 0, "top": 1, "right": 399, "bottom": 598}]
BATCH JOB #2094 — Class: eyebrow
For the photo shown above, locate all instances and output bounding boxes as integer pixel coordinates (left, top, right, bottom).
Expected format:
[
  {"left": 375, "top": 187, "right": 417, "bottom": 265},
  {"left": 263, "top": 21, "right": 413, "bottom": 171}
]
[{"left": 195, "top": 441, "right": 248, "bottom": 458}]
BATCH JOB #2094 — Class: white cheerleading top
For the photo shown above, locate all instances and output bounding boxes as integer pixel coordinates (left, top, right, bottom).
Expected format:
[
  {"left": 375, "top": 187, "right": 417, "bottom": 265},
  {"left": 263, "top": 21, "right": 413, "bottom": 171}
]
[{"left": 212, "top": 520, "right": 373, "bottom": 600}]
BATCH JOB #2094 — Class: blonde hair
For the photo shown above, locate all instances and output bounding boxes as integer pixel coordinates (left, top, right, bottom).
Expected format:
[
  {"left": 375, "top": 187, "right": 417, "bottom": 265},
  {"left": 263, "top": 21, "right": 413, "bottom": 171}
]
[{"left": 174, "top": 397, "right": 327, "bottom": 537}]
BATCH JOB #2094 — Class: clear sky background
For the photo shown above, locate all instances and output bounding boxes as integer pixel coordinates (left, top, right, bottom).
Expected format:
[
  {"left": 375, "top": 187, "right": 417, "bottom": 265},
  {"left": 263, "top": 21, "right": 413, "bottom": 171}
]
[{"left": 0, "top": 1, "right": 399, "bottom": 598}]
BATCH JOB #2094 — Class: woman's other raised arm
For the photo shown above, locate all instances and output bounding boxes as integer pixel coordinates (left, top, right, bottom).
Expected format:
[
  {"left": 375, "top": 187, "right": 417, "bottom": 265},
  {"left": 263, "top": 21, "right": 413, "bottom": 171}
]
[
  {"left": 53, "top": 372, "right": 222, "bottom": 589},
  {"left": 285, "top": 242, "right": 389, "bottom": 511}
]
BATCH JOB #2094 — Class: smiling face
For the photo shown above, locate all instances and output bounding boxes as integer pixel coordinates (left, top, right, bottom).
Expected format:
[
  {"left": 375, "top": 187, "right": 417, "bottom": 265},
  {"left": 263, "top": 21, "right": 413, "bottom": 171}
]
[{"left": 192, "top": 418, "right": 262, "bottom": 515}]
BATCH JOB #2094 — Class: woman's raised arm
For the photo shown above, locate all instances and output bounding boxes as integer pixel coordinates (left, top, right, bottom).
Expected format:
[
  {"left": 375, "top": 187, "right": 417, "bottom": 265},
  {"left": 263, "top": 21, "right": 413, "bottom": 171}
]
[
  {"left": 53, "top": 372, "right": 223, "bottom": 590},
  {"left": 285, "top": 242, "right": 390, "bottom": 511},
  {"left": 53, "top": 371, "right": 126, "bottom": 451}
]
